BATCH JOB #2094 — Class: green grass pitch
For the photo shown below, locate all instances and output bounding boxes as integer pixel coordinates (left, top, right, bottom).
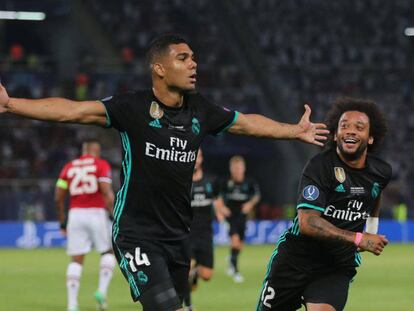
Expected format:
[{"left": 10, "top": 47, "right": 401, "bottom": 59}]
[{"left": 1, "top": 244, "right": 413, "bottom": 310}]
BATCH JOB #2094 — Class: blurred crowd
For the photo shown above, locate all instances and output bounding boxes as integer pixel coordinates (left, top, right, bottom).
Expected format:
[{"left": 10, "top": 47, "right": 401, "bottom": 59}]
[
  {"left": 239, "top": 0, "right": 413, "bottom": 214},
  {"left": 0, "top": 0, "right": 412, "bottom": 218}
]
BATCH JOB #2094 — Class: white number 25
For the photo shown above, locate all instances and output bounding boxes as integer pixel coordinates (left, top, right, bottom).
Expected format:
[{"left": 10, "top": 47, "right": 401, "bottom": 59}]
[{"left": 67, "top": 165, "right": 98, "bottom": 195}]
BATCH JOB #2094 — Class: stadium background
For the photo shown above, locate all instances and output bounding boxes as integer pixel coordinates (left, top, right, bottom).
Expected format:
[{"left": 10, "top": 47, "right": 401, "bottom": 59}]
[{"left": 0, "top": 1, "right": 413, "bottom": 310}]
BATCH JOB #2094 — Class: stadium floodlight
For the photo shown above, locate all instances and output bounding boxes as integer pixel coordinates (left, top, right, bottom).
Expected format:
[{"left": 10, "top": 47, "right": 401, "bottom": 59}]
[
  {"left": 0, "top": 10, "right": 46, "bottom": 21},
  {"left": 404, "top": 27, "right": 414, "bottom": 36}
]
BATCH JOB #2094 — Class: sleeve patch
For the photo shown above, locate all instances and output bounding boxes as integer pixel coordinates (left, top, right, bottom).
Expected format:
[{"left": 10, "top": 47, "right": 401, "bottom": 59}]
[{"left": 302, "top": 185, "right": 320, "bottom": 201}]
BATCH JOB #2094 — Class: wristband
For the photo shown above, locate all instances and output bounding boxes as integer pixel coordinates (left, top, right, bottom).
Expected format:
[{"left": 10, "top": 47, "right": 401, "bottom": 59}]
[
  {"left": 365, "top": 217, "right": 379, "bottom": 234},
  {"left": 354, "top": 232, "right": 363, "bottom": 246}
]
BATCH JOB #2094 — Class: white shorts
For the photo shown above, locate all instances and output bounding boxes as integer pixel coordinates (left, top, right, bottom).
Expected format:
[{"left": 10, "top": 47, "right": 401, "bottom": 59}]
[{"left": 66, "top": 208, "right": 112, "bottom": 256}]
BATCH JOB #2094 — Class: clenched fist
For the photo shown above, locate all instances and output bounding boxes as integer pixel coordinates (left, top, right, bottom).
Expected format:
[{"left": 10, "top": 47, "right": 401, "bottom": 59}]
[{"left": 359, "top": 232, "right": 389, "bottom": 256}]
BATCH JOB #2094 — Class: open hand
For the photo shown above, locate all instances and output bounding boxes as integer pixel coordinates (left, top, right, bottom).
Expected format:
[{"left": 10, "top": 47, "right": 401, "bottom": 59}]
[{"left": 296, "top": 105, "right": 329, "bottom": 146}]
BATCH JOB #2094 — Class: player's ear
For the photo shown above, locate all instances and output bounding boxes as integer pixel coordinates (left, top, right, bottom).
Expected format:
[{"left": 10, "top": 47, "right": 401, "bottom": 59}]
[
  {"left": 334, "top": 131, "right": 338, "bottom": 142},
  {"left": 152, "top": 63, "right": 165, "bottom": 78},
  {"left": 368, "top": 136, "right": 374, "bottom": 145}
]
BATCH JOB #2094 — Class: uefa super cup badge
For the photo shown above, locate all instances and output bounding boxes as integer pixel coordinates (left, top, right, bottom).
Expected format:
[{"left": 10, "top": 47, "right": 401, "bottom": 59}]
[{"left": 150, "top": 101, "right": 164, "bottom": 119}]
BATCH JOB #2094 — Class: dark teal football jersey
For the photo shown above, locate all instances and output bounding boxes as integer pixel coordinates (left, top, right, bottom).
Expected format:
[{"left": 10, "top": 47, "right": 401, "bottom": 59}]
[{"left": 102, "top": 90, "right": 237, "bottom": 241}]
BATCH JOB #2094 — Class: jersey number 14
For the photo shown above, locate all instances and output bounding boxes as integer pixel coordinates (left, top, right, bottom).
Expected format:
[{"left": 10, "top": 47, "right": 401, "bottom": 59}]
[{"left": 125, "top": 247, "right": 151, "bottom": 272}]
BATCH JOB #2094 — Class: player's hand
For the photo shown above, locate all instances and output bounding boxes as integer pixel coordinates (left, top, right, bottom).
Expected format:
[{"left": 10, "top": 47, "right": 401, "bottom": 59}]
[
  {"left": 0, "top": 82, "right": 10, "bottom": 113},
  {"left": 216, "top": 211, "right": 225, "bottom": 222},
  {"left": 359, "top": 233, "right": 388, "bottom": 256},
  {"left": 216, "top": 207, "right": 230, "bottom": 222},
  {"left": 221, "top": 206, "right": 231, "bottom": 217},
  {"left": 296, "top": 105, "right": 329, "bottom": 147},
  {"left": 60, "top": 229, "right": 67, "bottom": 237},
  {"left": 241, "top": 202, "right": 253, "bottom": 214}
]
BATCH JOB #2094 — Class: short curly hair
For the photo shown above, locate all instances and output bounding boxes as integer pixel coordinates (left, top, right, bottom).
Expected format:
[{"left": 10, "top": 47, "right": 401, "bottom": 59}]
[{"left": 325, "top": 97, "right": 388, "bottom": 152}]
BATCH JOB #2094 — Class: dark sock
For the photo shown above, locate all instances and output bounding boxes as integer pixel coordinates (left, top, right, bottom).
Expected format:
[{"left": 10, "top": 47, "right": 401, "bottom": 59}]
[
  {"left": 183, "top": 279, "right": 191, "bottom": 307},
  {"left": 231, "top": 248, "right": 240, "bottom": 273}
]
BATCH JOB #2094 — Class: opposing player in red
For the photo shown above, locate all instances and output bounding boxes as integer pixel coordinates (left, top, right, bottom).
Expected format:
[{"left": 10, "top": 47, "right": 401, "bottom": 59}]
[{"left": 55, "top": 139, "right": 116, "bottom": 311}]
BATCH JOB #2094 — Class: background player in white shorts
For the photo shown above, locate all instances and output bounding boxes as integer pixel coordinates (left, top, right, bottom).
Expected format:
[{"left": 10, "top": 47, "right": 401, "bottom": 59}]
[{"left": 55, "top": 139, "right": 116, "bottom": 311}]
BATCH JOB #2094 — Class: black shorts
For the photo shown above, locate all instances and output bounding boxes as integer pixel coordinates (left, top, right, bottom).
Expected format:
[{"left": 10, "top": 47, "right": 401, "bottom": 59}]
[
  {"left": 113, "top": 237, "right": 190, "bottom": 311},
  {"left": 227, "top": 213, "right": 247, "bottom": 240},
  {"left": 256, "top": 241, "right": 356, "bottom": 311},
  {"left": 190, "top": 233, "right": 214, "bottom": 268}
]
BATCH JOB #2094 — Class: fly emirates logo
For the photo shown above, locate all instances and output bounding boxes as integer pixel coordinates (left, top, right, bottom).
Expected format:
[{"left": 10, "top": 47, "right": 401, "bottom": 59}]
[
  {"left": 324, "top": 200, "right": 370, "bottom": 221},
  {"left": 145, "top": 137, "right": 197, "bottom": 163}
]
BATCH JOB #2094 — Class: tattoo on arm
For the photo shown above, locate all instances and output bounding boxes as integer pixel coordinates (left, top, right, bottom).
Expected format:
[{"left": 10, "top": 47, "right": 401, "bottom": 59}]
[{"left": 301, "top": 209, "right": 355, "bottom": 244}]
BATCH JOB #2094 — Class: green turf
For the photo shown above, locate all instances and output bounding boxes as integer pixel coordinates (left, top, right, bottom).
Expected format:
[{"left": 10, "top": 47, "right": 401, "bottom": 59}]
[{"left": 0, "top": 244, "right": 413, "bottom": 310}]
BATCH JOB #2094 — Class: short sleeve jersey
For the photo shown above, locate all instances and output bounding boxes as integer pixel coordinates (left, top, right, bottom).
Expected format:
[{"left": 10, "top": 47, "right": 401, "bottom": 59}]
[
  {"left": 57, "top": 154, "right": 112, "bottom": 209},
  {"left": 286, "top": 148, "right": 392, "bottom": 269},
  {"left": 190, "top": 176, "right": 219, "bottom": 237},
  {"left": 221, "top": 178, "right": 260, "bottom": 216},
  {"left": 101, "top": 90, "right": 237, "bottom": 241}
]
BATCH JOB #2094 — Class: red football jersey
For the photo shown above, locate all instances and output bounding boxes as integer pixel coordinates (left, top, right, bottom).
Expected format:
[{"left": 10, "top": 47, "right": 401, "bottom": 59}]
[{"left": 58, "top": 154, "right": 112, "bottom": 209}]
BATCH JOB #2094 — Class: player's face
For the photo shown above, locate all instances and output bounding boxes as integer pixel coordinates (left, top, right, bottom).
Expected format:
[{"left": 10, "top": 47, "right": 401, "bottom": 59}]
[
  {"left": 162, "top": 43, "right": 197, "bottom": 91},
  {"left": 83, "top": 142, "right": 101, "bottom": 157},
  {"left": 335, "top": 111, "right": 373, "bottom": 161},
  {"left": 230, "top": 161, "right": 245, "bottom": 182}
]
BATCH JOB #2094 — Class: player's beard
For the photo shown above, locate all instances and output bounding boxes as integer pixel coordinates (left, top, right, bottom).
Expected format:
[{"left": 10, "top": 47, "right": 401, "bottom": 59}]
[{"left": 337, "top": 139, "right": 368, "bottom": 161}]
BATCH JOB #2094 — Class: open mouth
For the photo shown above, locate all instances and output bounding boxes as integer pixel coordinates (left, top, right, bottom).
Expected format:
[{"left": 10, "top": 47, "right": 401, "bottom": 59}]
[
  {"left": 342, "top": 137, "right": 359, "bottom": 148},
  {"left": 189, "top": 73, "right": 197, "bottom": 82},
  {"left": 344, "top": 138, "right": 357, "bottom": 144}
]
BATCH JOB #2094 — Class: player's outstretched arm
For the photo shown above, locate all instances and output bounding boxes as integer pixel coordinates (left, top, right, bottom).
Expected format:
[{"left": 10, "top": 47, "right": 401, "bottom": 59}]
[
  {"left": 0, "top": 83, "right": 107, "bottom": 126},
  {"left": 298, "top": 209, "right": 388, "bottom": 256},
  {"left": 228, "top": 105, "right": 329, "bottom": 146}
]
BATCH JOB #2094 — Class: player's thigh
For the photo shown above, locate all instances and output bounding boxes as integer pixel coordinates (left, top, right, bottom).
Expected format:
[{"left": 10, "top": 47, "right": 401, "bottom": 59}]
[
  {"left": 165, "top": 238, "right": 191, "bottom": 301},
  {"left": 169, "top": 260, "right": 190, "bottom": 303},
  {"left": 256, "top": 246, "right": 308, "bottom": 310},
  {"left": 193, "top": 240, "right": 214, "bottom": 271},
  {"left": 306, "top": 303, "right": 336, "bottom": 311},
  {"left": 236, "top": 214, "right": 247, "bottom": 240},
  {"left": 89, "top": 208, "right": 112, "bottom": 253},
  {"left": 303, "top": 271, "right": 355, "bottom": 311},
  {"left": 228, "top": 217, "right": 239, "bottom": 237},
  {"left": 66, "top": 209, "right": 92, "bottom": 256},
  {"left": 113, "top": 240, "right": 182, "bottom": 311}
]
